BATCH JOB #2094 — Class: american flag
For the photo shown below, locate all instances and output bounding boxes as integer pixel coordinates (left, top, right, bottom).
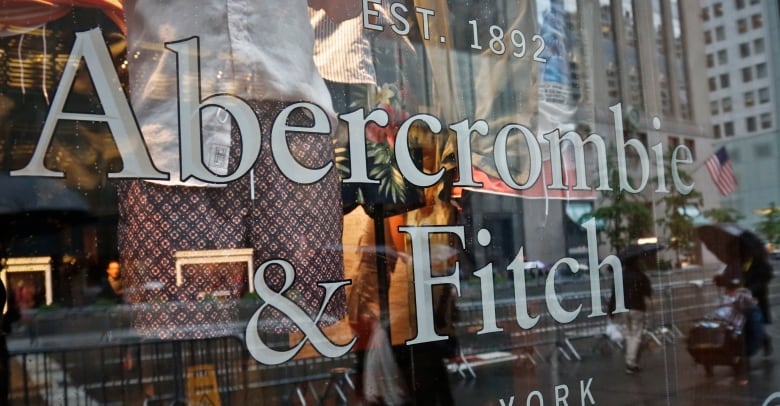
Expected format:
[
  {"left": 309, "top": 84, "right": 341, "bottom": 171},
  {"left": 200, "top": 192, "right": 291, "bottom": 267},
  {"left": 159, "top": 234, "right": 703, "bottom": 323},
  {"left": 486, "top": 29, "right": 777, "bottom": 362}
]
[{"left": 705, "top": 147, "right": 737, "bottom": 195}]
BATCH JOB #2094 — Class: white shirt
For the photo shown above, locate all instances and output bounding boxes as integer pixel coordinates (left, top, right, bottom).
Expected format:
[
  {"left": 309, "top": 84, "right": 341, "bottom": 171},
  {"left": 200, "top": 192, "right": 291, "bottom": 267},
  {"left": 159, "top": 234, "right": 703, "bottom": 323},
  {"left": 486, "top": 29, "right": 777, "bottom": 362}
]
[
  {"left": 310, "top": 8, "right": 376, "bottom": 86},
  {"left": 125, "top": 0, "right": 335, "bottom": 186}
]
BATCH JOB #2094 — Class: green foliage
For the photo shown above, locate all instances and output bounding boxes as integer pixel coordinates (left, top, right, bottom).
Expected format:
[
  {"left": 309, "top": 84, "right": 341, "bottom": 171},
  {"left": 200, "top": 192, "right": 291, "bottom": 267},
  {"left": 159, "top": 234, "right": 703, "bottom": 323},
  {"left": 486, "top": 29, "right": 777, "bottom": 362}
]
[
  {"left": 584, "top": 162, "right": 652, "bottom": 253},
  {"left": 703, "top": 207, "right": 744, "bottom": 223},
  {"left": 655, "top": 149, "right": 703, "bottom": 264},
  {"left": 756, "top": 202, "right": 780, "bottom": 245}
]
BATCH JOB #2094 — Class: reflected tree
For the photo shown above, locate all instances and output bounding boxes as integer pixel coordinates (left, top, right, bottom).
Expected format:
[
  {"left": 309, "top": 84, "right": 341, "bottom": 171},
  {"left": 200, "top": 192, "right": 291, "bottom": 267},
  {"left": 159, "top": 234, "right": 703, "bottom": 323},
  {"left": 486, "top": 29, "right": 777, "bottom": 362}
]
[
  {"left": 756, "top": 202, "right": 780, "bottom": 246},
  {"left": 703, "top": 207, "right": 744, "bottom": 223},
  {"left": 655, "top": 149, "right": 703, "bottom": 266},
  {"left": 584, "top": 161, "right": 652, "bottom": 254}
]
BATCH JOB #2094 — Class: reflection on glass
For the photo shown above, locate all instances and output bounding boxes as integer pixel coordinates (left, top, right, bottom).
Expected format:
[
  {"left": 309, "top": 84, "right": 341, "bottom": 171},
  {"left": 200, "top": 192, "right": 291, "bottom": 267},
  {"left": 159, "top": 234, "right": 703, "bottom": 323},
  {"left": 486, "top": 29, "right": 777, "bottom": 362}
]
[
  {"left": 652, "top": 0, "right": 672, "bottom": 115},
  {"left": 622, "top": 0, "right": 643, "bottom": 108},
  {"left": 671, "top": 0, "right": 690, "bottom": 118},
  {"left": 600, "top": 0, "right": 622, "bottom": 106}
]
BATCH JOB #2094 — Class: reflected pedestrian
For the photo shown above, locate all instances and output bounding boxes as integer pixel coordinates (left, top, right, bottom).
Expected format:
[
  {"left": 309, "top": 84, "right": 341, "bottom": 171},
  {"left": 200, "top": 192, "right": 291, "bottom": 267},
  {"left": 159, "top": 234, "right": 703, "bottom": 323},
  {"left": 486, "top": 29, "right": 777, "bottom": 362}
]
[
  {"left": 1, "top": 274, "right": 21, "bottom": 404},
  {"left": 97, "top": 260, "right": 124, "bottom": 304},
  {"left": 608, "top": 258, "right": 652, "bottom": 374},
  {"left": 739, "top": 235, "right": 773, "bottom": 355}
]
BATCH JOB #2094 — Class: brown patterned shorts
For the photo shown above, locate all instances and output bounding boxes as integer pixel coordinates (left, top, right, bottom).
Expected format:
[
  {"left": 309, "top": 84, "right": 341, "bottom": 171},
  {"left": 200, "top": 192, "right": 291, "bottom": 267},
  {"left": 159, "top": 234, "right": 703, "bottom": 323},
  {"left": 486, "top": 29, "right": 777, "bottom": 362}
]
[{"left": 117, "top": 100, "right": 345, "bottom": 338}]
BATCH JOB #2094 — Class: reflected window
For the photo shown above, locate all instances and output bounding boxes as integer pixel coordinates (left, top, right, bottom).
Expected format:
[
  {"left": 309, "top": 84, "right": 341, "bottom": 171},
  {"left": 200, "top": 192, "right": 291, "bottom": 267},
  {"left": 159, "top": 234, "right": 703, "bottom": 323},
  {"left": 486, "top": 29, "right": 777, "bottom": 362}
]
[
  {"left": 622, "top": 0, "right": 643, "bottom": 106},
  {"left": 717, "top": 49, "right": 728, "bottom": 64},
  {"left": 722, "top": 96, "right": 732, "bottom": 112},
  {"left": 724, "top": 121, "right": 735, "bottom": 136},
  {"left": 751, "top": 14, "right": 762, "bottom": 28},
  {"left": 737, "top": 18, "right": 748, "bottom": 33},
  {"left": 761, "top": 113, "right": 772, "bottom": 129},
  {"left": 715, "top": 26, "right": 725, "bottom": 41},
  {"left": 714, "top": 124, "right": 722, "bottom": 139},
  {"left": 652, "top": 0, "right": 671, "bottom": 115},
  {"left": 685, "top": 139, "right": 696, "bottom": 159},
  {"left": 756, "top": 62, "right": 767, "bottom": 79},
  {"left": 746, "top": 116, "right": 757, "bottom": 132},
  {"left": 758, "top": 87, "right": 770, "bottom": 104},
  {"left": 754, "top": 38, "right": 765, "bottom": 53},
  {"left": 744, "top": 91, "right": 754, "bottom": 107},
  {"left": 714, "top": 2, "right": 723, "bottom": 16},
  {"left": 709, "top": 77, "right": 718, "bottom": 91},
  {"left": 741, "top": 67, "right": 752, "bottom": 83},
  {"left": 736, "top": 0, "right": 745, "bottom": 9},
  {"left": 740, "top": 43, "right": 750, "bottom": 57},
  {"left": 601, "top": 0, "right": 623, "bottom": 106},
  {"left": 720, "top": 73, "right": 730, "bottom": 88},
  {"left": 672, "top": 0, "right": 689, "bottom": 118},
  {"left": 711, "top": 100, "right": 719, "bottom": 114},
  {"left": 702, "top": 7, "right": 710, "bottom": 21}
]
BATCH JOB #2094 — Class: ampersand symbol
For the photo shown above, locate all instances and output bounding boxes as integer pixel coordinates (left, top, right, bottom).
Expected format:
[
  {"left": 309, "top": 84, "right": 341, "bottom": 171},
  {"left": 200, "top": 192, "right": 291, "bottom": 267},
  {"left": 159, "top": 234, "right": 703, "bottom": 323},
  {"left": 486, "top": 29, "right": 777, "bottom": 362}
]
[{"left": 244, "top": 259, "right": 356, "bottom": 365}]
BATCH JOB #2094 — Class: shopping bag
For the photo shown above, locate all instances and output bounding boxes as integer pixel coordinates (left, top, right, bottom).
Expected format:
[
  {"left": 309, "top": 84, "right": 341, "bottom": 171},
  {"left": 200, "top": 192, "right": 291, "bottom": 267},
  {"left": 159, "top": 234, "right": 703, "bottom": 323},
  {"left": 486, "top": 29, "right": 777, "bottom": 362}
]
[
  {"left": 363, "top": 321, "right": 407, "bottom": 405},
  {"left": 606, "top": 319, "right": 625, "bottom": 345}
]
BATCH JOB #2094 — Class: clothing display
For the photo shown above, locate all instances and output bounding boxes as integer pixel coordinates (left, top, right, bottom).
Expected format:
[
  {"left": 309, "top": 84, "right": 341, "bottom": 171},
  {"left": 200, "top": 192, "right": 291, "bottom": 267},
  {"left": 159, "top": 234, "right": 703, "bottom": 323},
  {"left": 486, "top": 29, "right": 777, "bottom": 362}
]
[
  {"left": 120, "top": 0, "right": 345, "bottom": 337},
  {"left": 124, "top": 0, "right": 336, "bottom": 186}
]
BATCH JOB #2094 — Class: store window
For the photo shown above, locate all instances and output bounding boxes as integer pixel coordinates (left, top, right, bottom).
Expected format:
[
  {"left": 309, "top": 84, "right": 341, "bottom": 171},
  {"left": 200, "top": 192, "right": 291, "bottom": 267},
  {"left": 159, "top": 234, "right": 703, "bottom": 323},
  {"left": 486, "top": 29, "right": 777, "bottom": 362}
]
[{"left": 0, "top": 2, "right": 778, "bottom": 405}]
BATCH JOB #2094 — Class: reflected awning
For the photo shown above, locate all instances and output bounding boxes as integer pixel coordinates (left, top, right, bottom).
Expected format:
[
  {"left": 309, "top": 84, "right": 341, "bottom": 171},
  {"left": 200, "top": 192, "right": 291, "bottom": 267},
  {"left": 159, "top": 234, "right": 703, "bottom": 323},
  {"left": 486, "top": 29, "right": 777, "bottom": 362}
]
[{"left": 565, "top": 201, "right": 604, "bottom": 229}]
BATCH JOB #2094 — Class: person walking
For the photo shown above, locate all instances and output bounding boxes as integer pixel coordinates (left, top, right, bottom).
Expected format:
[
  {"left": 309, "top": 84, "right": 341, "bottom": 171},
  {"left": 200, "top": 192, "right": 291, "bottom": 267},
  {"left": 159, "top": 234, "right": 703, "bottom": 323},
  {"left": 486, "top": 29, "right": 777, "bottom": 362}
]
[{"left": 609, "top": 258, "right": 653, "bottom": 374}]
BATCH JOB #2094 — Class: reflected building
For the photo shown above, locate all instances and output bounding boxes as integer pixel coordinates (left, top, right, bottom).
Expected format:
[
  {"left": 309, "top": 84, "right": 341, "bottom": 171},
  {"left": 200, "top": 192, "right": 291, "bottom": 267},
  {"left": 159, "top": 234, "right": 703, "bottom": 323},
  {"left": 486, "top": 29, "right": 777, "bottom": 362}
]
[
  {"left": 702, "top": 0, "right": 780, "bottom": 226},
  {"left": 452, "top": 0, "right": 714, "bottom": 269}
]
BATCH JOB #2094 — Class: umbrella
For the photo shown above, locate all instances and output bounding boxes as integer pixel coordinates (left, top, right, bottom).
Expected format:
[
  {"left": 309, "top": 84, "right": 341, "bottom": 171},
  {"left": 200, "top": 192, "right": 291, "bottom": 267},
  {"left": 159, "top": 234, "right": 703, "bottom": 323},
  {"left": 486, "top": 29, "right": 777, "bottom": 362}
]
[
  {"left": 617, "top": 243, "right": 664, "bottom": 263},
  {"left": 0, "top": 174, "right": 95, "bottom": 249},
  {"left": 695, "top": 223, "right": 765, "bottom": 264}
]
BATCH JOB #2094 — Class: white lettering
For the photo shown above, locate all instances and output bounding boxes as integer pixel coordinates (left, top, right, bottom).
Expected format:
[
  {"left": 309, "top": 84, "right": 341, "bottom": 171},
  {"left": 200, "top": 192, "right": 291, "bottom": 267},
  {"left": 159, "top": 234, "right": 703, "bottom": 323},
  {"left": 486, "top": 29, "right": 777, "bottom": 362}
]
[
  {"left": 12, "top": 28, "right": 167, "bottom": 180},
  {"left": 271, "top": 102, "right": 333, "bottom": 184},
  {"left": 671, "top": 145, "right": 695, "bottom": 195},
  {"left": 580, "top": 378, "right": 595, "bottom": 406},
  {"left": 166, "top": 37, "right": 261, "bottom": 184},
  {"left": 402, "top": 225, "right": 465, "bottom": 345}
]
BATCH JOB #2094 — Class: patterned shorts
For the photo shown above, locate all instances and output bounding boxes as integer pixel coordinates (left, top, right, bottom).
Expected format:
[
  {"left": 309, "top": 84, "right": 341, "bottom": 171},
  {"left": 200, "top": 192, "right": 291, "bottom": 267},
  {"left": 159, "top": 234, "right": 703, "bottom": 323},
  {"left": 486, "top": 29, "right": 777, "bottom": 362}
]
[{"left": 117, "top": 100, "right": 345, "bottom": 338}]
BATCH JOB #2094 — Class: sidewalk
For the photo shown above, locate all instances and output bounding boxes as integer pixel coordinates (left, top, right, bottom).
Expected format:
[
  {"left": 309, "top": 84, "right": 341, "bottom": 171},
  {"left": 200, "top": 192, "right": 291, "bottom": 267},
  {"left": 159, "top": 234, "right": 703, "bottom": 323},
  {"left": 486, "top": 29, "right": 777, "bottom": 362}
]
[{"left": 450, "top": 303, "right": 780, "bottom": 406}]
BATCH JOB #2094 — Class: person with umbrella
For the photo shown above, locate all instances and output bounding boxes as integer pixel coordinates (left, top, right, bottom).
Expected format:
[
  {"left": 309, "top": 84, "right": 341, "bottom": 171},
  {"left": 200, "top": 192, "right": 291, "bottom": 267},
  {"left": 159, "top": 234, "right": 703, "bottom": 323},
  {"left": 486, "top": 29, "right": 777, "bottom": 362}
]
[{"left": 697, "top": 224, "right": 773, "bottom": 355}]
